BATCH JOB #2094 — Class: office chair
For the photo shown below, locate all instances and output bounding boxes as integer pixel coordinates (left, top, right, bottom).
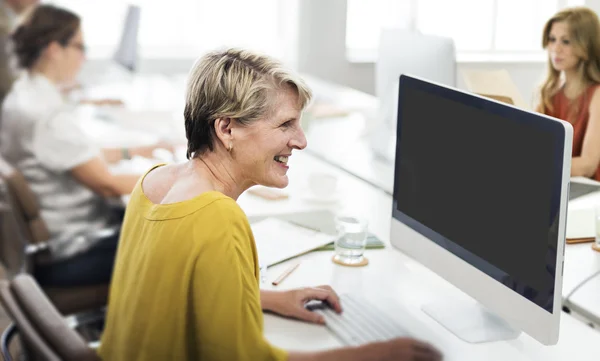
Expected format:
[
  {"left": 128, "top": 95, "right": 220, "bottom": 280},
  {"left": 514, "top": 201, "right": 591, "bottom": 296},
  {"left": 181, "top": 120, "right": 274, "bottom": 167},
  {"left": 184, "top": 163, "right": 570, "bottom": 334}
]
[
  {"left": 0, "top": 275, "right": 100, "bottom": 361},
  {"left": 0, "top": 159, "right": 115, "bottom": 315}
]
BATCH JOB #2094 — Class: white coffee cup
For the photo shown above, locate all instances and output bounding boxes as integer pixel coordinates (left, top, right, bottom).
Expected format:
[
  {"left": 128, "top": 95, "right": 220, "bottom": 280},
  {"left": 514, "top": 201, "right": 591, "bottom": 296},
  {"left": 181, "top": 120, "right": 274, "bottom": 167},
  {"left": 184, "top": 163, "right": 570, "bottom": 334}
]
[{"left": 308, "top": 172, "right": 338, "bottom": 198}]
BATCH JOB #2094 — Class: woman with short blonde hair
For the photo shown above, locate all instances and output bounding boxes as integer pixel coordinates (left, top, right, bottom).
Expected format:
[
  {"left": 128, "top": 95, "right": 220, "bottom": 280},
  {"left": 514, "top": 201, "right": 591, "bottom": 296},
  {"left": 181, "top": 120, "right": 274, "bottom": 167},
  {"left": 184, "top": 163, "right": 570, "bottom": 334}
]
[{"left": 99, "top": 48, "right": 442, "bottom": 361}]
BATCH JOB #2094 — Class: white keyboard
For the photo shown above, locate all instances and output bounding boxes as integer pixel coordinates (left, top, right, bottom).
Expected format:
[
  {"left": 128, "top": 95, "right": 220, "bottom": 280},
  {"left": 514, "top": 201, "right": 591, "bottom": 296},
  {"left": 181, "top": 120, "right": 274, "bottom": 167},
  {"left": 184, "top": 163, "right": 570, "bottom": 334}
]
[{"left": 308, "top": 293, "right": 409, "bottom": 346}]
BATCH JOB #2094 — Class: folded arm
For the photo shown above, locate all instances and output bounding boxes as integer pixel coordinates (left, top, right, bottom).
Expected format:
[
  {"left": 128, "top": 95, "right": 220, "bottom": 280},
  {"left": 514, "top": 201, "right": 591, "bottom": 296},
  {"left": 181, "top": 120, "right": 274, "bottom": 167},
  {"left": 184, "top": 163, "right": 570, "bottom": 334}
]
[
  {"left": 572, "top": 87, "right": 600, "bottom": 178},
  {"left": 101, "top": 141, "right": 175, "bottom": 164},
  {"left": 71, "top": 157, "right": 140, "bottom": 197}
]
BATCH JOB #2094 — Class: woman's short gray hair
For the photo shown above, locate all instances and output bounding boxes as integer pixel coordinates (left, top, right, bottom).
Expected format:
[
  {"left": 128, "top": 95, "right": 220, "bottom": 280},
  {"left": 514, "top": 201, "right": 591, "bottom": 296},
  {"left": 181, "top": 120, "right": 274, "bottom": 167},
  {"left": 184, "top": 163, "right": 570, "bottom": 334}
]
[{"left": 184, "top": 48, "right": 312, "bottom": 158}]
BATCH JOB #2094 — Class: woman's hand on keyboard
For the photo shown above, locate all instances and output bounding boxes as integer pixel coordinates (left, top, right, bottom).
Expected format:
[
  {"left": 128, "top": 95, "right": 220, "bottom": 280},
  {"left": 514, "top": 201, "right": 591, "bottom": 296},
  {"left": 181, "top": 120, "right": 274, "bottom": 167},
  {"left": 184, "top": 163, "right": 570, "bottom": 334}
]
[
  {"left": 288, "top": 336, "right": 443, "bottom": 361},
  {"left": 261, "top": 285, "right": 342, "bottom": 324},
  {"left": 379, "top": 338, "right": 443, "bottom": 361}
]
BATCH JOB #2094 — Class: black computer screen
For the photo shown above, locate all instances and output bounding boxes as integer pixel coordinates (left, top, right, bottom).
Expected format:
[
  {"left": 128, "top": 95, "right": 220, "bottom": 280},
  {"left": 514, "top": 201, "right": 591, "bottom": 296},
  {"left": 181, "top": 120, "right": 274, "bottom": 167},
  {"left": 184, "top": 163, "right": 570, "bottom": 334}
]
[{"left": 393, "top": 76, "right": 565, "bottom": 312}]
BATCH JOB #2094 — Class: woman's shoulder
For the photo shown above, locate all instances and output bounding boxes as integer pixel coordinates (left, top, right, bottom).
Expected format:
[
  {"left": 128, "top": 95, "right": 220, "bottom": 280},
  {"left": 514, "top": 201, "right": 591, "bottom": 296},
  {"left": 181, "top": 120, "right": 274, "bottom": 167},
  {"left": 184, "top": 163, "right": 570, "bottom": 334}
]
[
  {"left": 139, "top": 164, "right": 242, "bottom": 214},
  {"left": 587, "top": 83, "right": 600, "bottom": 105},
  {"left": 201, "top": 192, "right": 244, "bottom": 215},
  {"left": 199, "top": 194, "right": 248, "bottom": 230},
  {"left": 133, "top": 187, "right": 244, "bottom": 226},
  {"left": 3, "top": 75, "right": 63, "bottom": 123},
  {"left": 589, "top": 82, "right": 600, "bottom": 94},
  {"left": 187, "top": 196, "right": 252, "bottom": 252},
  {"left": 189, "top": 194, "right": 251, "bottom": 240},
  {"left": 133, "top": 164, "right": 252, "bottom": 239}
]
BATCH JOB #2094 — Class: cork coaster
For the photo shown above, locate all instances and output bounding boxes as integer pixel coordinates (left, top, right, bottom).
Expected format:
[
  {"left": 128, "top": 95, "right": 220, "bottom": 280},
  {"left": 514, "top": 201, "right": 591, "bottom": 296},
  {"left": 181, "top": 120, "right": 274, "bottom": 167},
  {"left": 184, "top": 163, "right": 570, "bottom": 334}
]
[
  {"left": 332, "top": 255, "right": 369, "bottom": 267},
  {"left": 592, "top": 243, "right": 600, "bottom": 252}
]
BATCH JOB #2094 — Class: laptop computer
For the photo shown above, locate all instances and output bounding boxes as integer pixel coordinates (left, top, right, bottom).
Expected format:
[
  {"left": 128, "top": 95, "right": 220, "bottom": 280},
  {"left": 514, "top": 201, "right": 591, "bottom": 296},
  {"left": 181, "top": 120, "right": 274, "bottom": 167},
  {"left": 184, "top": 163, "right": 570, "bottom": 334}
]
[{"left": 569, "top": 180, "right": 600, "bottom": 201}]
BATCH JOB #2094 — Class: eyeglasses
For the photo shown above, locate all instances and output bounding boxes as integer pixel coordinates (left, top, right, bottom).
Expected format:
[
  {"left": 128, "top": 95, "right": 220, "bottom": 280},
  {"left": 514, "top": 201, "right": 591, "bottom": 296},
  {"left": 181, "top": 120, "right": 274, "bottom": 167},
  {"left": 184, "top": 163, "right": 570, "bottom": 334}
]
[{"left": 66, "top": 42, "right": 86, "bottom": 54}]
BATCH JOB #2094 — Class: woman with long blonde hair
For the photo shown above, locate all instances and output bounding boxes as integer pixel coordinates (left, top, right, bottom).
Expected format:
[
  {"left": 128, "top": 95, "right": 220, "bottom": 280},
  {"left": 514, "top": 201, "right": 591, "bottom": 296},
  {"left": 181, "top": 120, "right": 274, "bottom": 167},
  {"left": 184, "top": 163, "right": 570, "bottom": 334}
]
[{"left": 538, "top": 7, "right": 600, "bottom": 180}]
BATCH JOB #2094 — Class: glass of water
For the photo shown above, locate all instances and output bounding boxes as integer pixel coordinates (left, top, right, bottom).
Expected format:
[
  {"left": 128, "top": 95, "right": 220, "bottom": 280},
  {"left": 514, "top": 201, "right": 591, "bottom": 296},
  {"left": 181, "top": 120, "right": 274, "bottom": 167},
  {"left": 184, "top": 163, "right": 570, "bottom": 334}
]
[{"left": 333, "top": 215, "right": 368, "bottom": 266}]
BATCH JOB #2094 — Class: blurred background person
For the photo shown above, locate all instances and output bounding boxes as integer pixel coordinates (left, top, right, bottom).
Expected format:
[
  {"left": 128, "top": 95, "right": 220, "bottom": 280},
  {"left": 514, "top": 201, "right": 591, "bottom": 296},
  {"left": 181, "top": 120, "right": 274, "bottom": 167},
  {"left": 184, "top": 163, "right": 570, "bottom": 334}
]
[
  {"left": 0, "top": 0, "right": 38, "bottom": 108},
  {"left": 0, "top": 4, "right": 171, "bottom": 287},
  {"left": 537, "top": 7, "right": 600, "bottom": 180}
]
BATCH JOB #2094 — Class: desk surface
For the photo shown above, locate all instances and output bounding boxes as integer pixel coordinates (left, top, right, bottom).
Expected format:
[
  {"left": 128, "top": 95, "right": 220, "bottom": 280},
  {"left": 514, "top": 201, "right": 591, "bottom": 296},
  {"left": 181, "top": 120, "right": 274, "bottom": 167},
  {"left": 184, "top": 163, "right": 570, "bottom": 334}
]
[
  {"left": 563, "top": 193, "right": 600, "bottom": 299},
  {"left": 244, "top": 152, "right": 600, "bottom": 361},
  {"left": 563, "top": 193, "right": 600, "bottom": 326},
  {"left": 99, "top": 73, "right": 600, "bottom": 360},
  {"left": 568, "top": 272, "right": 600, "bottom": 326},
  {"left": 303, "top": 77, "right": 600, "bottom": 310}
]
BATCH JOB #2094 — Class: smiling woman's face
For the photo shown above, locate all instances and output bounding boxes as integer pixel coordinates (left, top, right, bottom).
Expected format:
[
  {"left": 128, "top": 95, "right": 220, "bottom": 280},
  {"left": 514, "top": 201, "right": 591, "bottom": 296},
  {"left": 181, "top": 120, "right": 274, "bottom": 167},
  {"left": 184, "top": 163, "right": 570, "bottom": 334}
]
[{"left": 230, "top": 86, "right": 307, "bottom": 189}]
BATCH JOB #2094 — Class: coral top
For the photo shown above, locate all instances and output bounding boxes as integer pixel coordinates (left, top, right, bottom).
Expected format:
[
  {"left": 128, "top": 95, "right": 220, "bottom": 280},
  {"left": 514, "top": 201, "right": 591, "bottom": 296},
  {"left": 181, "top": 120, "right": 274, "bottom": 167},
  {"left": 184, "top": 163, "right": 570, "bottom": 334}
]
[{"left": 545, "top": 84, "right": 600, "bottom": 181}]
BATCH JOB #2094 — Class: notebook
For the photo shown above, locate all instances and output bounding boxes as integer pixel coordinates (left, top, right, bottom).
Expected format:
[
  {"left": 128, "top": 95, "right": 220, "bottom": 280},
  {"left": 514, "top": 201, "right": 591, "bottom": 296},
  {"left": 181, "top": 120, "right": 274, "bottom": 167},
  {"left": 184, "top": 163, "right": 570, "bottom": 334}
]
[
  {"left": 315, "top": 233, "right": 385, "bottom": 251},
  {"left": 566, "top": 208, "right": 595, "bottom": 244},
  {"left": 251, "top": 217, "right": 334, "bottom": 267},
  {"left": 475, "top": 93, "right": 514, "bottom": 106},
  {"left": 570, "top": 178, "right": 600, "bottom": 200}
]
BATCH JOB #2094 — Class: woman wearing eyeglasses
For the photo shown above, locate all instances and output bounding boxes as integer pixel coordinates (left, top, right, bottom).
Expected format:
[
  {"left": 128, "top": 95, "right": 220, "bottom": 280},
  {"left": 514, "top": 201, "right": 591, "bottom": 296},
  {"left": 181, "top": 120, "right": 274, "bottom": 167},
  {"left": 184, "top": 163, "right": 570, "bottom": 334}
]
[{"left": 0, "top": 5, "right": 167, "bottom": 287}]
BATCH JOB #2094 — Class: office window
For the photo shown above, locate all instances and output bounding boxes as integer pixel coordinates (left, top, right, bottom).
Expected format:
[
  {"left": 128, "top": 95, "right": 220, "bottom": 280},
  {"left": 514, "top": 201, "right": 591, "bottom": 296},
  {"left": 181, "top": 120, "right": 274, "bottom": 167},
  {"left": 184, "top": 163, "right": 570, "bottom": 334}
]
[
  {"left": 346, "top": 0, "right": 587, "bottom": 61},
  {"left": 44, "top": 0, "right": 282, "bottom": 59},
  {"left": 416, "top": 0, "right": 495, "bottom": 51},
  {"left": 346, "top": 0, "right": 412, "bottom": 54}
]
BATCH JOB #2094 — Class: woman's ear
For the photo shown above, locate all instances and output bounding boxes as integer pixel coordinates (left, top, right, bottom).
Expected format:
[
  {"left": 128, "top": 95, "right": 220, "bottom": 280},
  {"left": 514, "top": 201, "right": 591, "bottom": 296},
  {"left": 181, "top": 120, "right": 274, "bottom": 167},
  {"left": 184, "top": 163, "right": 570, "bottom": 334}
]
[
  {"left": 213, "top": 117, "right": 233, "bottom": 150},
  {"left": 44, "top": 41, "right": 63, "bottom": 60}
]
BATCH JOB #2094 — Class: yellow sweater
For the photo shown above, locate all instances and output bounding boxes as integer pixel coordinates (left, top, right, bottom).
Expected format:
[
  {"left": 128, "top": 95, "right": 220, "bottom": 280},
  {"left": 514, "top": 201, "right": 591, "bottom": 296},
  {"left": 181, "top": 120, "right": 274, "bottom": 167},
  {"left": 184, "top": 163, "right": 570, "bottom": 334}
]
[{"left": 98, "top": 169, "right": 287, "bottom": 361}]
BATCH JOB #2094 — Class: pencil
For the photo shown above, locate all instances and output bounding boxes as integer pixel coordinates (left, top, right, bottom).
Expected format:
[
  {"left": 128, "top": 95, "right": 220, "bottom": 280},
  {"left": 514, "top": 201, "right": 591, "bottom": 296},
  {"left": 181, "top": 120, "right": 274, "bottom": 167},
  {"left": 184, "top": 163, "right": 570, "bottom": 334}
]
[{"left": 272, "top": 263, "right": 300, "bottom": 286}]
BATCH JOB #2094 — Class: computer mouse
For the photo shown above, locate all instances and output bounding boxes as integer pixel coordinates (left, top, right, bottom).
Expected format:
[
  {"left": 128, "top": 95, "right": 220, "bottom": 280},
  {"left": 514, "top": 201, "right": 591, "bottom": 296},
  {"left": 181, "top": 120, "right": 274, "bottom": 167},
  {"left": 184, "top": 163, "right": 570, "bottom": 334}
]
[{"left": 304, "top": 299, "right": 331, "bottom": 312}]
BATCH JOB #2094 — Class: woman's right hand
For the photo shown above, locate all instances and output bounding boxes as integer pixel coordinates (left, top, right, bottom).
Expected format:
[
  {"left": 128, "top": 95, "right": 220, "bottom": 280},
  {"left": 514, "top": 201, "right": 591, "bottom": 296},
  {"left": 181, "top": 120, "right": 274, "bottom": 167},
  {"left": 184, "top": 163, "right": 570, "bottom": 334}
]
[
  {"left": 377, "top": 338, "right": 442, "bottom": 361},
  {"left": 288, "top": 336, "right": 443, "bottom": 361}
]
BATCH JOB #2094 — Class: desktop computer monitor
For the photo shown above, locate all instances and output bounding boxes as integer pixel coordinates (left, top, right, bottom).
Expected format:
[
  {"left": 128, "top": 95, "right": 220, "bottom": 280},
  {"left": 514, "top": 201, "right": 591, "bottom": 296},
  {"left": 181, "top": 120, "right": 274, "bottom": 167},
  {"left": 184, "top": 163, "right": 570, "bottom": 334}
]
[
  {"left": 391, "top": 75, "right": 572, "bottom": 345},
  {"left": 81, "top": 4, "right": 141, "bottom": 99},
  {"left": 113, "top": 4, "right": 141, "bottom": 72},
  {"left": 371, "top": 29, "right": 456, "bottom": 163}
]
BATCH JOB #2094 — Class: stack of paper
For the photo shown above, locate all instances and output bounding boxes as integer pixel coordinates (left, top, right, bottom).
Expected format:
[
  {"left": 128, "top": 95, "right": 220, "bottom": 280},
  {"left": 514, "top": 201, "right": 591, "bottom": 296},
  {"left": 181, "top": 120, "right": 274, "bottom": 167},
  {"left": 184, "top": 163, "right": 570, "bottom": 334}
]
[
  {"left": 566, "top": 208, "right": 595, "bottom": 243},
  {"left": 251, "top": 218, "right": 334, "bottom": 267}
]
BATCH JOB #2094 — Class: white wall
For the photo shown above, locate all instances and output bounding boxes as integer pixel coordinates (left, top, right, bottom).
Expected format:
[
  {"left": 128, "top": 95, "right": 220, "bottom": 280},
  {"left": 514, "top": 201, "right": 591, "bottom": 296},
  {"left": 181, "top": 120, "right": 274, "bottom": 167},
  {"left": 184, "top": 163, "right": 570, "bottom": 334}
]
[
  {"left": 297, "top": 0, "right": 374, "bottom": 94},
  {"left": 83, "top": 0, "right": 599, "bottom": 107},
  {"left": 296, "top": 0, "right": 562, "bottom": 107},
  {"left": 587, "top": 0, "right": 600, "bottom": 13}
]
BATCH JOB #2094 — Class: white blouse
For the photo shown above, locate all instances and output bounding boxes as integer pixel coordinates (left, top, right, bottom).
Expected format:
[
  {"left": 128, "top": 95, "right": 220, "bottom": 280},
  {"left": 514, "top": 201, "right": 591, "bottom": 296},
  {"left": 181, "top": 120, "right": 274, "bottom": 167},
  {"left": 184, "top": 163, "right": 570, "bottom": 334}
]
[{"left": 0, "top": 73, "right": 112, "bottom": 250}]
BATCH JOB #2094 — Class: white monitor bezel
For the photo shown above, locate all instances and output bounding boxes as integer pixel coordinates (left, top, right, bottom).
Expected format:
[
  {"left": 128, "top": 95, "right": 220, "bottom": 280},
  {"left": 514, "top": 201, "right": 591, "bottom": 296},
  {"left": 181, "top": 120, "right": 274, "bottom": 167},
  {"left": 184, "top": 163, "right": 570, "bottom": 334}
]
[{"left": 390, "top": 74, "right": 572, "bottom": 345}]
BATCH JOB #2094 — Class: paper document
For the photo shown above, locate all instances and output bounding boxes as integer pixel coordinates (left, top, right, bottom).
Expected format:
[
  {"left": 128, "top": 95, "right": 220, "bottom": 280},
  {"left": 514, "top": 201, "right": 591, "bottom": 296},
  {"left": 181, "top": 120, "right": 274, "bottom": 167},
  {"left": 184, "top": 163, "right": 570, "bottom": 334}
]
[
  {"left": 571, "top": 176, "right": 600, "bottom": 186},
  {"left": 251, "top": 218, "right": 334, "bottom": 267},
  {"left": 566, "top": 208, "right": 595, "bottom": 240},
  {"left": 462, "top": 69, "right": 529, "bottom": 110}
]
